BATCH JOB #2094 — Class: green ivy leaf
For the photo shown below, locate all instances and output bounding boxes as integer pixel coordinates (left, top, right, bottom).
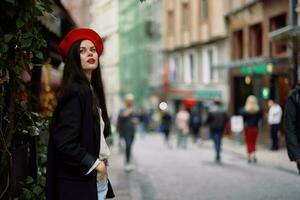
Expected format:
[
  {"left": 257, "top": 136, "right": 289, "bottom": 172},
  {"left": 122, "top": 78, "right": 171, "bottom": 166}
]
[
  {"left": 32, "top": 185, "right": 42, "bottom": 195},
  {"left": 33, "top": 7, "right": 43, "bottom": 16},
  {"left": 16, "top": 18, "right": 24, "bottom": 28},
  {"left": 35, "top": 51, "right": 44, "bottom": 60},
  {"left": 25, "top": 176, "right": 34, "bottom": 185},
  {"left": 21, "top": 38, "right": 33, "bottom": 48},
  {"left": 23, "top": 32, "right": 33, "bottom": 39},
  {"left": 21, "top": 188, "right": 34, "bottom": 199},
  {"left": 40, "top": 39, "right": 47, "bottom": 48},
  {"left": 0, "top": 44, "right": 9, "bottom": 53},
  {"left": 4, "top": 34, "right": 13, "bottom": 43}
]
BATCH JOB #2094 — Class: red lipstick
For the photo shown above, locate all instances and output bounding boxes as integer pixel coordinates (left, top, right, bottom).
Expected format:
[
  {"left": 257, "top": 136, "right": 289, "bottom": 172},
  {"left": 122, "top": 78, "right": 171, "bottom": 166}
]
[{"left": 87, "top": 58, "right": 95, "bottom": 64}]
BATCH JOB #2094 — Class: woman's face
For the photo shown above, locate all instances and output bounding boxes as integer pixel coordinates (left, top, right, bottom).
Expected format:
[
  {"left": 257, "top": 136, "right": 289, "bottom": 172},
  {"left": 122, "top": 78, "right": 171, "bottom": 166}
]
[{"left": 80, "top": 40, "right": 99, "bottom": 73}]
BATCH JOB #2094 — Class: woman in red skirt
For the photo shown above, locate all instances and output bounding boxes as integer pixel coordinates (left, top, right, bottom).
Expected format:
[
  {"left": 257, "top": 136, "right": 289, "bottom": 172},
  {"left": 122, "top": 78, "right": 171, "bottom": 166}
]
[{"left": 241, "top": 95, "right": 262, "bottom": 163}]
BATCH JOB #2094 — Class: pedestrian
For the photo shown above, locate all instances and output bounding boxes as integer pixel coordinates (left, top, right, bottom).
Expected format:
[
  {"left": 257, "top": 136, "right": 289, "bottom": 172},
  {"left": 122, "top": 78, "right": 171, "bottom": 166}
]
[
  {"left": 160, "top": 109, "right": 172, "bottom": 147},
  {"left": 46, "top": 28, "right": 115, "bottom": 200},
  {"left": 137, "top": 107, "right": 148, "bottom": 137},
  {"left": 175, "top": 103, "right": 190, "bottom": 149},
  {"left": 206, "top": 99, "right": 228, "bottom": 164},
  {"left": 117, "top": 93, "right": 138, "bottom": 172},
  {"left": 240, "top": 95, "right": 262, "bottom": 164},
  {"left": 189, "top": 104, "right": 202, "bottom": 144},
  {"left": 267, "top": 99, "right": 282, "bottom": 150},
  {"left": 284, "top": 85, "right": 300, "bottom": 175}
]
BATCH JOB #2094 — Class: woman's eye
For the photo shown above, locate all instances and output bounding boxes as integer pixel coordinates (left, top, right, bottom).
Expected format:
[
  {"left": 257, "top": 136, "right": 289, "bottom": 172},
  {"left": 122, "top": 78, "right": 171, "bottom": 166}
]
[
  {"left": 80, "top": 49, "right": 86, "bottom": 53},
  {"left": 90, "top": 48, "right": 96, "bottom": 53}
]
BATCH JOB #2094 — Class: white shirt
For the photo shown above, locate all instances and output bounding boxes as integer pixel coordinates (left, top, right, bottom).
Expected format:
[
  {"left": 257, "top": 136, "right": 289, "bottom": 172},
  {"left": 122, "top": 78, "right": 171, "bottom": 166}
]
[
  {"left": 268, "top": 104, "right": 282, "bottom": 125},
  {"left": 98, "top": 108, "right": 111, "bottom": 160},
  {"left": 86, "top": 108, "right": 110, "bottom": 175}
]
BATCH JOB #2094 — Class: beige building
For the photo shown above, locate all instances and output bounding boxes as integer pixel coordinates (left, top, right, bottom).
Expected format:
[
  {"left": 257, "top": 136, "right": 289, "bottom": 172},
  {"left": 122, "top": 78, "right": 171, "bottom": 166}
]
[
  {"left": 89, "top": 0, "right": 121, "bottom": 121},
  {"left": 60, "top": 0, "right": 92, "bottom": 27},
  {"left": 162, "top": 0, "right": 229, "bottom": 109},
  {"left": 224, "top": 0, "right": 290, "bottom": 114},
  {"left": 225, "top": 0, "right": 290, "bottom": 144}
]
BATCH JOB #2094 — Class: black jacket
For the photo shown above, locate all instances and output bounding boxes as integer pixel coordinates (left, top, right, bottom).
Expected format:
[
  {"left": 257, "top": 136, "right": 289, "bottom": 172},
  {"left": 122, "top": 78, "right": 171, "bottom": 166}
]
[
  {"left": 46, "top": 83, "right": 114, "bottom": 200},
  {"left": 284, "top": 85, "right": 300, "bottom": 161},
  {"left": 240, "top": 109, "right": 262, "bottom": 128},
  {"left": 207, "top": 107, "right": 228, "bottom": 132}
]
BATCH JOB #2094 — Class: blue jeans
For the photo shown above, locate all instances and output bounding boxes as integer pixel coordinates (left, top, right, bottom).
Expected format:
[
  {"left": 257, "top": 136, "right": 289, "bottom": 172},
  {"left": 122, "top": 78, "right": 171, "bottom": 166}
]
[
  {"left": 97, "top": 176, "right": 108, "bottom": 200},
  {"left": 212, "top": 131, "right": 222, "bottom": 161},
  {"left": 270, "top": 124, "right": 279, "bottom": 150}
]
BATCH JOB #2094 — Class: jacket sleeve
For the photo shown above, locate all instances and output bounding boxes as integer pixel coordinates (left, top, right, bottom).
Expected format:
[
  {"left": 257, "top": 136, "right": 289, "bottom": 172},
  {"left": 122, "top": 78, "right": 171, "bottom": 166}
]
[
  {"left": 284, "top": 95, "right": 300, "bottom": 161},
  {"left": 52, "top": 94, "right": 97, "bottom": 173}
]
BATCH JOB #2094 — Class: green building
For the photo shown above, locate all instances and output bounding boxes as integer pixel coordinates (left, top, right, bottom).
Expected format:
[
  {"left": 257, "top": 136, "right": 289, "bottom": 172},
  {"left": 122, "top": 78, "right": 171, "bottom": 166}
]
[{"left": 118, "top": 0, "right": 149, "bottom": 106}]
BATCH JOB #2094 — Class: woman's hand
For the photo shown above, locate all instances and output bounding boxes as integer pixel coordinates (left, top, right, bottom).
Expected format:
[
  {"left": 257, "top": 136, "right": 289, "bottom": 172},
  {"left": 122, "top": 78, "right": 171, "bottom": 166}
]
[{"left": 96, "top": 160, "right": 107, "bottom": 182}]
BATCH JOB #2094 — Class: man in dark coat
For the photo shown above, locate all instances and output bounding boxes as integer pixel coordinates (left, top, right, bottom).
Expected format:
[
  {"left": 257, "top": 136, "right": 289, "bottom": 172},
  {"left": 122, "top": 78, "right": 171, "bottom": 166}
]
[
  {"left": 284, "top": 85, "right": 300, "bottom": 174},
  {"left": 207, "top": 99, "right": 228, "bottom": 164}
]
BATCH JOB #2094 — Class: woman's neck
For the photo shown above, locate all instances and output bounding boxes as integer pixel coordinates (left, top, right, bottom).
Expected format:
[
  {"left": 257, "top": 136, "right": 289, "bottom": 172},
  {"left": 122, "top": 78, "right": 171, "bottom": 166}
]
[{"left": 84, "top": 72, "right": 92, "bottom": 82}]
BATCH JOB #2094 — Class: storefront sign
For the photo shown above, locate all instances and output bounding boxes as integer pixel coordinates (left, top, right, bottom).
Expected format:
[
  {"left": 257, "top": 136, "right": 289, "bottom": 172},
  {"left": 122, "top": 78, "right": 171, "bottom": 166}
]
[
  {"left": 262, "top": 87, "right": 270, "bottom": 99},
  {"left": 195, "top": 90, "right": 222, "bottom": 98},
  {"left": 240, "top": 63, "right": 270, "bottom": 75}
]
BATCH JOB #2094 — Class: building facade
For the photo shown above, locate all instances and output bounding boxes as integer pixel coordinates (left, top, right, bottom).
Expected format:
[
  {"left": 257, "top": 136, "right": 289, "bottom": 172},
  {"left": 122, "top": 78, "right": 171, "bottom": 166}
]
[
  {"left": 110, "top": 0, "right": 165, "bottom": 114},
  {"left": 90, "top": 0, "right": 121, "bottom": 120},
  {"left": 162, "top": 0, "right": 229, "bottom": 111},
  {"left": 225, "top": 0, "right": 290, "bottom": 143},
  {"left": 60, "top": 0, "right": 92, "bottom": 27}
]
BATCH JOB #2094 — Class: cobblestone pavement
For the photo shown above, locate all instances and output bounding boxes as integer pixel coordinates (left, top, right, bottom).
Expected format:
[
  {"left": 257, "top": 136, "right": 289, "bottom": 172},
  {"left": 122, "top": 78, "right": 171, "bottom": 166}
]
[{"left": 108, "top": 133, "right": 300, "bottom": 200}]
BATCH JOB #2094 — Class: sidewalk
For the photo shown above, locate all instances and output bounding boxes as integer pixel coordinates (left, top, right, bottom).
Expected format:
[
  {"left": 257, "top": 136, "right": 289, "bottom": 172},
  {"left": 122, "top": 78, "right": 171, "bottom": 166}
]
[
  {"left": 107, "top": 145, "right": 143, "bottom": 200},
  {"left": 203, "top": 137, "right": 299, "bottom": 175}
]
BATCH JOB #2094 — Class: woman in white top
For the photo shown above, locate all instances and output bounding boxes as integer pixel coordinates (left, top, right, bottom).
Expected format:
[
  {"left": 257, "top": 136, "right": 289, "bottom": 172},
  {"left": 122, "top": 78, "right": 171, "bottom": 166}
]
[{"left": 176, "top": 103, "right": 190, "bottom": 149}]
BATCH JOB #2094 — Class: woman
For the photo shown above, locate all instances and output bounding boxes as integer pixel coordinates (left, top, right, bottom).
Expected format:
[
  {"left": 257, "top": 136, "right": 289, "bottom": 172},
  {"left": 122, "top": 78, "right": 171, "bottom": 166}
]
[
  {"left": 176, "top": 103, "right": 190, "bottom": 149},
  {"left": 46, "top": 28, "right": 115, "bottom": 200},
  {"left": 241, "top": 95, "right": 262, "bottom": 164}
]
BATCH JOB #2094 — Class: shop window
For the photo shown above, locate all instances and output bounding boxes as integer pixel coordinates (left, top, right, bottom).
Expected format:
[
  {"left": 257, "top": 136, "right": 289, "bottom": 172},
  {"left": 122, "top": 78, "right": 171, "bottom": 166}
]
[
  {"left": 201, "top": 0, "right": 208, "bottom": 21},
  {"left": 270, "top": 13, "right": 287, "bottom": 55},
  {"left": 208, "top": 50, "right": 213, "bottom": 81},
  {"left": 203, "top": 49, "right": 214, "bottom": 84},
  {"left": 232, "top": 29, "right": 243, "bottom": 60},
  {"left": 182, "top": 2, "right": 190, "bottom": 32},
  {"left": 249, "top": 23, "right": 262, "bottom": 57},
  {"left": 168, "top": 11, "right": 174, "bottom": 37},
  {"left": 190, "top": 53, "right": 195, "bottom": 82}
]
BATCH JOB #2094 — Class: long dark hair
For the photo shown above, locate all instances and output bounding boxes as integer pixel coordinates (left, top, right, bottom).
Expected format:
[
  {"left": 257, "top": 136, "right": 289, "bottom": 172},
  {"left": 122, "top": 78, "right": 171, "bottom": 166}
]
[{"left": 61, "top": 40, "right": 111, "bottom": 137}]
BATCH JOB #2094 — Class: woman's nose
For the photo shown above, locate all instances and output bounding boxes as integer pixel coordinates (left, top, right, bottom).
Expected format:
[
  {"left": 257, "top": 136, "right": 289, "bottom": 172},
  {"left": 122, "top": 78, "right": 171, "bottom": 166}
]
[{"left": 87, "top": 51, "right": 93, "bottom": 56}]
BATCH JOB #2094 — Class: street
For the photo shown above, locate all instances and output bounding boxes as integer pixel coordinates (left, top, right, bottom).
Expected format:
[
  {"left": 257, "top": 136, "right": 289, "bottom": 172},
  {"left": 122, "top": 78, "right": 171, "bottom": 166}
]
[{"left": 109, "top": 133, "right": 300, "bottom": 200}]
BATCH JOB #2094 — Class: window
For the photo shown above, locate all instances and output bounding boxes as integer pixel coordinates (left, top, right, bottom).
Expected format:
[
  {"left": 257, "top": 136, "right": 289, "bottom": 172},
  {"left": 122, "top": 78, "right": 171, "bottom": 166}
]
[
  {"left": 249, "top": 23, "right": 262, "bottom": 57},
  {"left": 190, "top": 54, "right": 194, "bottom": 82},
  {"left": 232, "top": 29, "right": 243, "bottom": 59},
  {"left": 175, "top": 56, "right": 182, "bottom": 83},
  {"left": 208, "top": 50, "right": 213, "bottom": 81},
  {"left": 201, "top": 0, "right": 208, "bottom": 20},
  {"left": 270, "top": 14, "right": 287, "bottom": 55},
  {"left": 182, "top": 3, "right": 189, "bottom": 31},
  {"left": 203, "top": 49, "right": 214, "bottom": 84},
  {"left": 168, "top": 11, "right": 174, "bottom": 36}
]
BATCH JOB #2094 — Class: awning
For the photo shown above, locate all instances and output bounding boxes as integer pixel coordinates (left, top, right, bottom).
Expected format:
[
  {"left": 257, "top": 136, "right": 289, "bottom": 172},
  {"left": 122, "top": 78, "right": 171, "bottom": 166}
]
[
  {"left": 212, "top": 57, "right": 288, "bottom": 69},
  {"left": 269, "top": 25, "right": 300, "bottom": 41}
]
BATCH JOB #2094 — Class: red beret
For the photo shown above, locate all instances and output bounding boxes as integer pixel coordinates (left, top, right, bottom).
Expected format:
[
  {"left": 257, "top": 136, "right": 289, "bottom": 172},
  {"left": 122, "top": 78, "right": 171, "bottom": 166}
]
[{"left": 58, "top": 28, "right": 104, "bottom": 59}]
